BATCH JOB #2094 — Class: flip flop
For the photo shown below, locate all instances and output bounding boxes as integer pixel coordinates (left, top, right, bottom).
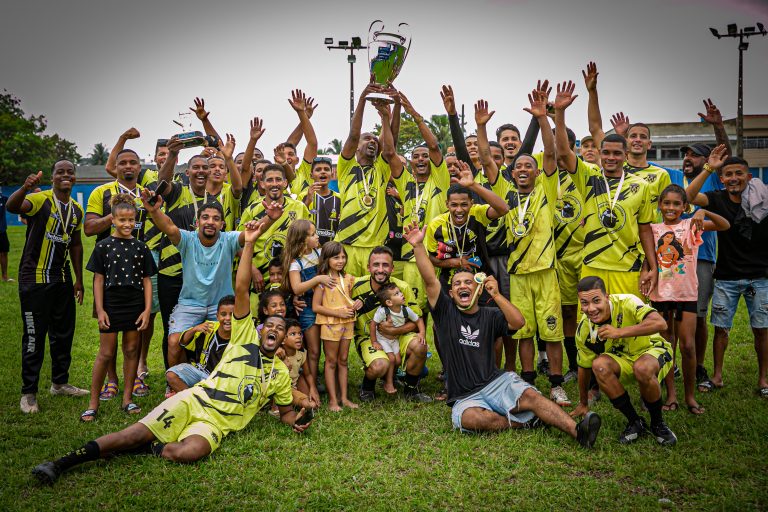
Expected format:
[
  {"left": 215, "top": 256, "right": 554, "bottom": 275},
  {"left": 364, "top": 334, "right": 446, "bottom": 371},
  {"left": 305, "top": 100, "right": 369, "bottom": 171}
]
[
  {"left": 122, "top": 402, "right": 142, "bottom": 415},
  {"left": 687, "top": 404, "right": 705, "bottom": 415},
  {"left": 80, "top": 409, "right": 97, "bottom": 422},
  {"left": 759, "top": 387, "right": 768, "bottom": 399},
  {"left": 662, "top": 402, "right": 679, "bottom": 412}
]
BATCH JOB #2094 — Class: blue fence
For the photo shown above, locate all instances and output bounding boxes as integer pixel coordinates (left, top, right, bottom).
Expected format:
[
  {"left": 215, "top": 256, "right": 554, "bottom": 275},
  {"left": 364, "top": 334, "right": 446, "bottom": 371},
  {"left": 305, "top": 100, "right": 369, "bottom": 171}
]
[{"left": 2, "top": 184, "right": 101, "bottom": 227}]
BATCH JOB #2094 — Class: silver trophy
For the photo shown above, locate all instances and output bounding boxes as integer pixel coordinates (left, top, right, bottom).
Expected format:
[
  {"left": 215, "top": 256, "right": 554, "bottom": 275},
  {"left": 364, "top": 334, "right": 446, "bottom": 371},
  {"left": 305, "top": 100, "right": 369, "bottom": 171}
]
[
  {"left": 367, "top": 20, "right": 411, "bottom": 103},
  {"left": 172, "top": 111, "right": 219, "bottom": 148}
]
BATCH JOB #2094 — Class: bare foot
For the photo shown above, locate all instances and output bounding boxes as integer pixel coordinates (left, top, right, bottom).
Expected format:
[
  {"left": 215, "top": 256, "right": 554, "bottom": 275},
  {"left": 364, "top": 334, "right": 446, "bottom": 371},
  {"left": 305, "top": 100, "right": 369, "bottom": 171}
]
[
  {"left": 342, "top": 399, "right": 359, "bottom": 409},
  {"left": 328, "top": 403, "right": 342, "bottom": 412}
]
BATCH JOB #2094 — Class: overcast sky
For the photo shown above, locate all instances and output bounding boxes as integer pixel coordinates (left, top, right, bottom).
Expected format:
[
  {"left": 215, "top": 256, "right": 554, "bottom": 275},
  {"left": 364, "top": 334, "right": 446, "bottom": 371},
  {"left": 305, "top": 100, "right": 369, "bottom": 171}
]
[{"left": 2, "top": 0, "right": 767, "bottom": 163}]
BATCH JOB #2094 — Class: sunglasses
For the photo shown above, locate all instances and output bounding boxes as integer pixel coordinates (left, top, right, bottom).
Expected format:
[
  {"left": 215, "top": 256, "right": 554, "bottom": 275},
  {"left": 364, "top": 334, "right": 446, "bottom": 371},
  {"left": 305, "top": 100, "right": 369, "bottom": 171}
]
[{"left": 313, "top": 157, "right": 332, "bottom": 165}]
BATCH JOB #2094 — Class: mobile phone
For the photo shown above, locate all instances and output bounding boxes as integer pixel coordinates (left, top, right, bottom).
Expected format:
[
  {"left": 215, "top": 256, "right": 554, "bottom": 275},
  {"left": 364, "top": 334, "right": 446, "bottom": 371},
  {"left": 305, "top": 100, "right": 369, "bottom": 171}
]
[
  {"left": 149, "top": 180, "right": 169, "bottom": 205},
  {"left": 294, "top": 407, "right": 315, "bottom": 426}
]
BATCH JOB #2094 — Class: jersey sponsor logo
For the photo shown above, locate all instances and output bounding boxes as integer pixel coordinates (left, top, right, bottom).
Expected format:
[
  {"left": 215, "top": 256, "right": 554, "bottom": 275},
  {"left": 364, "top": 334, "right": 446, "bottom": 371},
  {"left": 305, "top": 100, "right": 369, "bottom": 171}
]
[
  {"left": 44, "top": 232, "right": 69, "bottom": 244},
  {"left": 316, "top": 228, "right": 334, "bottom": 238},
  {"left": 459, "top": 325, "right": 480, "bottom": 347}
]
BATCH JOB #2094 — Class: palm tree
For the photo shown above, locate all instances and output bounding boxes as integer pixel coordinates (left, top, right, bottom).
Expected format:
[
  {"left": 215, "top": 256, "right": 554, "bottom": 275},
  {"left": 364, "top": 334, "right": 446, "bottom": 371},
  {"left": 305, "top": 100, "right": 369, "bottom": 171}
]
[
  {"left": 426, "top": 115, "right": 452, "bottom": 154},
  {"left": 318, "top": 138, "right": 343, "bottom": 155},
  {"left": 88, "top": 143, "right": 109, "bottom": 165}
]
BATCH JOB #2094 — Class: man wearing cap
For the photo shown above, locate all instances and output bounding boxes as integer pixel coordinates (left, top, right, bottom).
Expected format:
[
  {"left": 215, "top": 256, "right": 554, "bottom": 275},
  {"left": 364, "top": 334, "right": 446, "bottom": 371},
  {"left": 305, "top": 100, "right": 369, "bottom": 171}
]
[{"left": 579, "top": 135, "right": 600, "bottom": 166}]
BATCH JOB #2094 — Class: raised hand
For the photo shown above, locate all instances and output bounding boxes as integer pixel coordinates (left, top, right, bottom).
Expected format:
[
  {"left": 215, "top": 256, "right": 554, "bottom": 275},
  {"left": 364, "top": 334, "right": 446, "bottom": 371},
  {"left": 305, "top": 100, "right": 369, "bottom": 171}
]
[
  {"left": 610, "top": 112, "right": 630, "bottom": 137},
  {"left": 553, "top": 81, "right": 578, "bottom": 111},
  {"left": 360, "top": 80, "right": 384, "bottom": 100},
  {"left": 523, "top": 84, "right": 549, "bottom": 118},
  {"left": 273, "top": 143, "right": 287, "bottom": 165},
  {"left": 250, "top": 117, "right": 265, "bottom": 141},
  {"left": 707, "top": 143, "right": 728, "bottom": 170},
  {"left": 582, "top": 61, "right": 598, "bottom": 92},
  {"left": 242, "top": 219, "right": 264, "bottom": 243},
  {"left": 190, "top": 97, "right": 209, "bottom": 121},
  {"left": 397, "top": 91, "right": 416, "bottom": 116},
  {"left": 219, "top": 133, "right": 236, "bottom": 160},
  {"left": 122, "top": 127, "right": 140, "bottom": 140},
  {"left": 474, "top": 99, "right": 495, "bottom": 126},
  {"left": 167, "top": 136, "right": 184, "bottom": 154},
  {"left": 371, "top": 99, "right": 392, "bottom": 118},
  {"left": 263, "top": 200, "right": 285, "bottom": 221},
  {"left": 201, "top": 147, "right": 217, "bottom": 159},
  {"left": 23, "top": 171, "right": 43, "bottom": 191},
  {"left": 440, "top": 85, "right": 457, "bottom": 115},
  {"left": 483, "top": 275, "right": 499, "bottom": 297},
  {"left": 698, "top": 98, "right": 723, "bottom": 125},
  {"left": 288, "top": 89, "right": 307, "bottom": 112},
  {"left": 305, "top": 96, "right": 318, "bottom": 118},
  {"left": 403, "top": 220, "right": 426, "bottom": 246},
  {"left": 456, "top": 160, "right": 476, "bottom": 188},
  {"left": 140, "top": 188, "right": 163, "bottom": 212}
]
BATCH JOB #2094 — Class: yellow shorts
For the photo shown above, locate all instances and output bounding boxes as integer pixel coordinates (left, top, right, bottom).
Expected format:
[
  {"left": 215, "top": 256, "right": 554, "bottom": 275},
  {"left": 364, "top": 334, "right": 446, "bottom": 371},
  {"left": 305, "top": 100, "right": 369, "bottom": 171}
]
[
  {"left": 357, "top": 333, "right": 414, "bottom": 369},
  {"left": 139, "top": 388, "right": 223, "bottom": 453},
  {"left": 320, "top": 321, "right": 355, "bottom": 341},
  {"left": 556, "top": 253, "right": 582, "bottom": 306},
  {"left": 580, "top": 265, "right": 641, "bottom": 298},
  {"left": 342, "top": 244, "right": 374, "bottom": 279},
  {"left": 602, "top": 342, "right": 674, "bottom": 386},
  {"left": 402, "top": 261, "right": 427, "bottom": 311},
  {"left": 509, "top": 268, "right": 563, "bottom": 341}
]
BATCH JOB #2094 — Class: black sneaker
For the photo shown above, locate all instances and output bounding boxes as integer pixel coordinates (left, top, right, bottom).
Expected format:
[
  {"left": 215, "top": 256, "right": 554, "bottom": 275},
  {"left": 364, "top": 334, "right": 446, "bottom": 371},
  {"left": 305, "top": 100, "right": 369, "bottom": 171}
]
[
  {"left": 523, "top": 415, "right": 544, "bottom": 430},
  {"left": 576, "top": 412, "right": 602, "bottom": 448},
  {"left": 651, "top": 421, "right": 678, "bottom": 446},
  {"left": 537, "top": 359, "right": 550, "bottom": 376},
  {"left": 31, "top": 461, "right": 61, "bottom": 485},
  {"left": 404, "top": 387, "right": 433, "bottom": 403},
  {"left": 618, "top": 418, "right": 648, "bottom": 445},
  {"left": 358, "top": 386, "right": 376, "bottom": 402}
]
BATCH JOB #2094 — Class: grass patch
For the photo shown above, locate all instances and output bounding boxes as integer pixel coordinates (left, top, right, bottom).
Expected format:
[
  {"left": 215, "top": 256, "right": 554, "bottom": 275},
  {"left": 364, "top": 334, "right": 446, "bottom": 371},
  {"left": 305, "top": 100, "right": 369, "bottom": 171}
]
[{"left": 1, "top": 226, "right": 767, "bottom": 510}]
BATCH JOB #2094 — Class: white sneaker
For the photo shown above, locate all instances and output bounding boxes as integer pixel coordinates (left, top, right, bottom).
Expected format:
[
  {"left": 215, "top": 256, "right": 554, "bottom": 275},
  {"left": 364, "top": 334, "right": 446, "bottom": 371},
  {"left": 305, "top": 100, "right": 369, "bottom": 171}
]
[
  {"left": 20, "top": 394, "right": 40, "bottom": 413},
  {"left": 50, "top": 383, "right": 89, "bottom": 397},
  {"left": 563, "top": 370, "right": 578, "bottom": 383},
  {"left": 550, "top": 386, "right": 572, "bottom": 407}
]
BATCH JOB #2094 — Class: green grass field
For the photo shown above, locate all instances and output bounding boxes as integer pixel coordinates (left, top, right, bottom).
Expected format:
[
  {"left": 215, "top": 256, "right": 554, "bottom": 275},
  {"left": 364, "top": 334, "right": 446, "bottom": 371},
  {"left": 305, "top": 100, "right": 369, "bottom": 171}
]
[{"left": 1, "top": 225, "right": 767, "bottom": 511}]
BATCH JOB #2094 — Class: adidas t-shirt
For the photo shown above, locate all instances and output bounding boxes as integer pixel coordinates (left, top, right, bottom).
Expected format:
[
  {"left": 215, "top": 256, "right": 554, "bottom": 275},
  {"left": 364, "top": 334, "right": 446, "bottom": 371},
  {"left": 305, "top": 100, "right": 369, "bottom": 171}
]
[{"left": 431, "top": 289, "right": 512, "bottom": 405}]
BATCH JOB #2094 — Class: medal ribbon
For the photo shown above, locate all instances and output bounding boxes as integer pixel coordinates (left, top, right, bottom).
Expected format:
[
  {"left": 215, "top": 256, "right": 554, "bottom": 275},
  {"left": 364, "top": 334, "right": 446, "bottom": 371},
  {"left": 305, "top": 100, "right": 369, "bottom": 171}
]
[
  {"left": 54, "top": 196, "right": 74, "bottom": 241},
  {"left": 600, "top": 170, "right": 625, "bottom": 215}
]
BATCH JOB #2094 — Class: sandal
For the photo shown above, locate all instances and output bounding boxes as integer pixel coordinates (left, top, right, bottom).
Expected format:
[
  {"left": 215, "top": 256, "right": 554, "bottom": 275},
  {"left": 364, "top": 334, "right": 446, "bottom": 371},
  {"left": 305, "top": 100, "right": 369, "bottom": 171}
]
[
  {"left": 132, "top": 377, "right": 150, "bottom": 397},
  {"left": 687, "top": 404, "right": 705, "bottom": 415},
  {"left": 137, "top": 370, "right": 149, "bottom": 381},
  {"left": 435, "top": 386, "right": 448, "bottom": 402},
  {"left": 662, "top": 401, "right": 679, "bottom": 412},
  {"left": 122, "top": 402, "right": 142, "bottom": 414},
  {"left": 80, "top": 409, "right": 97, "bottom": 422},
  {"left": 99, "top": 381, "right": 118, "bottom": 401}
]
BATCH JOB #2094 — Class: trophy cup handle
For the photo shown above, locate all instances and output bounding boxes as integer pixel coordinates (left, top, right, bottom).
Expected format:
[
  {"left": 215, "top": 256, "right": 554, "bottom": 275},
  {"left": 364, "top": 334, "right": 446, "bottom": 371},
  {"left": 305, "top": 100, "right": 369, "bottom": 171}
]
[{"left": 397, "top": 22, "right": 412, "bottom": 62}]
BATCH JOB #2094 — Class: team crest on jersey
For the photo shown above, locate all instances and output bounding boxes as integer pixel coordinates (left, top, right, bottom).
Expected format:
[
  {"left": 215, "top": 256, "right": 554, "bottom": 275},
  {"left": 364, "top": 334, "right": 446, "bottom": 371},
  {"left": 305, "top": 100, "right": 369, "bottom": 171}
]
[
  {"left": 616, "top": 312, "right": 623, "bottom": 327},
  {"left": 628, "top": 183, "right": 640, "bottom": 195},
  {"left": 555, "top": 194, "right": 581, "bottom": 224},
  {"left": 546, "top": 315, "right": 557, "bottom": 331},
  {"left": 288, "top": 211, "right": 296, "bottom": 221},
  {"left": 644, "top": 174, "right": 657, "bottom": 183},
  {"left": 238, "top": 375, "right": 262, "bottom": 405},
  {"left": 596, "top": 202, "right": 627, "bottom": 233},
  {"left": 264, "top": 233, "right": 287, "bottom": 260}
]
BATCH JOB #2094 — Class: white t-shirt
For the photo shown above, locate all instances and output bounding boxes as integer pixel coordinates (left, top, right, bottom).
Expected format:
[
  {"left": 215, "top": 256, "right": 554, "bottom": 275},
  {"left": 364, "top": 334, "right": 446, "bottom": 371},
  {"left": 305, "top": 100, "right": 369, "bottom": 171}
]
[
  {"left": 288, "top": 248, "right": 320, "bottom": 272},
  {"left": 373, "top": 305, "right": 419, "bottom": 344}
]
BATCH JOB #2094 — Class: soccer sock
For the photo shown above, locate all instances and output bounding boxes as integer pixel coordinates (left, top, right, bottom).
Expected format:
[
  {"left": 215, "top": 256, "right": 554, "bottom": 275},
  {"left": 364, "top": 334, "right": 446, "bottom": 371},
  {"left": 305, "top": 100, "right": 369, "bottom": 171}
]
[
  {"left": 403, "top": 372, "right": 419, "bottom": 392},
  {"left": 644, "top": 397, "right": 664, "bottom": 428},
  {"left": 610, "top": 392, "right": 641, "bottom": 424},
  {"left": 548, "top": 374, "right": 564, "bottom": 387},
  {"left": 361, "top": 376, "right": 376, "bottom": 392},
  {"left": 151, "top": 441, "right": 166, "bottom": 457},
  {"left": 564, "top": 336, "right": 578, "bottom": 372},
  {"left": 537, "top": 340, "right": 548, "bottom": 362},
  {"left": 54, "top": 440, "right": 100, "bottom": 471},
  {"left": 521, "top": 371, "right": 537, "bottom": 385}
]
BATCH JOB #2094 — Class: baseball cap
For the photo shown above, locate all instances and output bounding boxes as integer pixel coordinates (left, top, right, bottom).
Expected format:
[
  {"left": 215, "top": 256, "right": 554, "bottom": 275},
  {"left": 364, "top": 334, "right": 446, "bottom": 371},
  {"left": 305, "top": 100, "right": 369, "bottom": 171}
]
[
  {"left": 680, "top": 143, "right": 711, "bottom": 158},
  {"left": 580, "top": 135, "right": 594, "bottom": 146}
]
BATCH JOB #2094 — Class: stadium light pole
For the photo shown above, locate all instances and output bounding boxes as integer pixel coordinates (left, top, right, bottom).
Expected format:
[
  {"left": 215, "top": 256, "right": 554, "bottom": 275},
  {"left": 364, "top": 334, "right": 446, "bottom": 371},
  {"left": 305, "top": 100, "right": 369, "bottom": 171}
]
[
  {"left": 709, "top": 23, "right": 767, "bottom": 158},
  {"left": 325, "top": 37, "right": 367, "bottom": 125}
]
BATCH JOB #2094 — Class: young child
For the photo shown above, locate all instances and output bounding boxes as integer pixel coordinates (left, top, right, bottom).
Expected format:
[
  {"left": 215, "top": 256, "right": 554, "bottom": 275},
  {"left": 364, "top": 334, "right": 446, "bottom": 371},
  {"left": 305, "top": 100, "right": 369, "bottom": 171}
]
[
  {"left": 650, "top": 184, "right": 729, "bottom": 415},
  {"left": 282, "top": 318, "right": 318, "bottom": 403},
  {"left": 266, "top": 258, "right": 283, "bottom": 291},
  {"left": 258, "top": 290, "right": 287, "bottom": 326},
  {"left": 312, "top": 241, "right": 362, "bottom": 411},
  {"left": 165, "top": 295, "right": 235, "bottom": 394},
  {"left": 83, "top": 194, "right": 156, "bottom": 421},
  {"left": 370, "top": 283, "right": 426, "bottom": 394},
  {"left": 281, "top": 220, "right": 332, "bottom": 399},
  {"left": 301, "top": 156, "right": 341, "bottom": 246}
]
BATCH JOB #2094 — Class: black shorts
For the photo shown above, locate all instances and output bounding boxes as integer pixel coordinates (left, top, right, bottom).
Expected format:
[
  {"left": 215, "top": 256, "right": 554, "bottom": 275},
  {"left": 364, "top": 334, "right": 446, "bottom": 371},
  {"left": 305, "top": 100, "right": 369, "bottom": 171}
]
[
  {"left": 651, "top": 301, "right": 697, "bottom": 322},
  {"left": 0, "top": 231, "right": 9, "bottom": 253}
]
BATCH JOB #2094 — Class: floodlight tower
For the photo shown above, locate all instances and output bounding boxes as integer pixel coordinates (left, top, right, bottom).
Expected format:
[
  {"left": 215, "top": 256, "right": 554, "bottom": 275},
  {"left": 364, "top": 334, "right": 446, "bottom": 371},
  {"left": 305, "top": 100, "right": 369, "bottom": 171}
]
[{"left": 325, "top": 37, "right": 367, "bottom": 124}]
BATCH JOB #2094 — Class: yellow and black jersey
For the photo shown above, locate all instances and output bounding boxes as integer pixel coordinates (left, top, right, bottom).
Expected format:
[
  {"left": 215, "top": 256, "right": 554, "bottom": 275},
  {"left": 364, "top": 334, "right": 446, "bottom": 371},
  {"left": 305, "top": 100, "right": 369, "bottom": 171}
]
[
  {"left": 485, "top": 172, "right": 516, "bottom": 255},
  {"left": 289, "top": 159, "right": 312, "bottom": 198},
  {"left": 393, "top": 160, "right": 450, "bottom": 261},
  {"left": 180, "top": 321, "right": 230, "bottom": 374},
  {"left": 190, "top": 312, "right": 293, "bottom": 435},
  {"left": 158, "top": 182, "right": 214, "bottom": 277},
  {"left": 297, "top": 189, "right": 341, "bottom": 246},
  {"left": 86, "top": 181, "right": 151, "bottom": 245},
  {"left": 18, "top": 190, "right": 84, "bottom": 284},
  {"left": 572, "top": 159, "right": 655, "bottom": 272},
  {"left": 576, "top": 294, "right": 669, "bottom": 368},
  {"left": 504, "top": 172, "right": 558, "bottom": 275},
  {"left": 334, "top": 154, "right": 392, "bottom": 247},
  {"left": 138, "top": 168, "right": 159, "bottom": 188},
  {"left": 425, "top": 204, "right": 492, "bottom": 263},
  {"left": 211, "top": 183, "right": 240, "bottom": 232},
  {"left": 238, "top": 196, "right": 310, "bottom": 274},
  {"left": 623, "top": 162, "right": 671, "bottom": 206},
  {"left": 350, "top": 276, "right": 421, "bottom": 344}
]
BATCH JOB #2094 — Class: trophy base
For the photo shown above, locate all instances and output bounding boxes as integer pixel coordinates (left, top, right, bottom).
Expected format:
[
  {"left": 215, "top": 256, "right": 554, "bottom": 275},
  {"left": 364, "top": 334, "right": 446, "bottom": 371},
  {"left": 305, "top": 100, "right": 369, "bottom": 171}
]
[{"left": 366, "top": 92, "right": 395, "bottom": 104}]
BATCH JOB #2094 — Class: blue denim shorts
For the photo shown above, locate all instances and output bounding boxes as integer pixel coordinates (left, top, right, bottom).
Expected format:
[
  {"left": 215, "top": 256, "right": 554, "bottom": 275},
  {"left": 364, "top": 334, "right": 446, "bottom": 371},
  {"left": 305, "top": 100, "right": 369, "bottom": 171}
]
[
  {"left": 710, "top": 278, "right": 768, "bottom": 329},
  {"left": 166, "top": 363, "right": 209, "bottom": 388},
  {"left": 451, "top": 372, "right": 536, "bottom": 432},
  {"left": 168, "top": 304, "right": 219, "bottom": 335}
]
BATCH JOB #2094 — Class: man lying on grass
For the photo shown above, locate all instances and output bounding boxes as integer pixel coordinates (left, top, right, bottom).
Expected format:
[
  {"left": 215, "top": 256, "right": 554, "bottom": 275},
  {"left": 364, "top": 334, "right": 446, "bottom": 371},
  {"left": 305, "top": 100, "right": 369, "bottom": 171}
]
[
  {"left": 32, "top": 210, "right": 315, "bottom": 485},
  {"left": 404, "top": 221, "right": 601, "bottom": 446}
]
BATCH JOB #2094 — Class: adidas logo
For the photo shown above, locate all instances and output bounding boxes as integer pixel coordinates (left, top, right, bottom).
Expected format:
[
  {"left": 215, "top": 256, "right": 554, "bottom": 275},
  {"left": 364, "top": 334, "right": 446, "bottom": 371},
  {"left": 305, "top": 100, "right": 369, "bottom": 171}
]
[{"left": 459, "top": 325, "right": 480, "bottom": 347}]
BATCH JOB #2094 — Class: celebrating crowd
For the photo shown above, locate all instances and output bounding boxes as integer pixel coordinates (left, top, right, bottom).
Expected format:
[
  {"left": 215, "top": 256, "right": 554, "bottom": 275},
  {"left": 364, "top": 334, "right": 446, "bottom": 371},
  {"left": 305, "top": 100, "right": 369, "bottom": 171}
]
[{"left": 8, "top": 61, "right": 768, "bottom": 485}]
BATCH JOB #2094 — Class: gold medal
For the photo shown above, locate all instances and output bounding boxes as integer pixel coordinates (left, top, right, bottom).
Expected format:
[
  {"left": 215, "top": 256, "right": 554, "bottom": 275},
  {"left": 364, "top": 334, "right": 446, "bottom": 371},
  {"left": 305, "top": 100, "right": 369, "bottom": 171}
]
[
  {"left": 513, "top": 222, "right": 528, "bottom": 238},
  {"left": 362, "top": 194, "right": 374, "bottom": 207}
]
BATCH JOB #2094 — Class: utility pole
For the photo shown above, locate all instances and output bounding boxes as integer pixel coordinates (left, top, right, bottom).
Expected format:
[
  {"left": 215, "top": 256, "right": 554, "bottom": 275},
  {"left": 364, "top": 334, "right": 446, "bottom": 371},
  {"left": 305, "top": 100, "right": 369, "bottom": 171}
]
[
  {"left": 325, "top": 37, "right": 367, "bottom": 125},
  {"left": 709, "top": 22, "right": 767, "bottom": 158}
]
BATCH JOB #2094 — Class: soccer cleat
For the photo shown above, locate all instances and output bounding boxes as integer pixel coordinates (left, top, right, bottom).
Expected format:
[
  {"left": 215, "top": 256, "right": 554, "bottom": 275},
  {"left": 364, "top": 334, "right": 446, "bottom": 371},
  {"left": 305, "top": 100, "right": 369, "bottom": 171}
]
[
  {"left": 31, "top": 461, "right": 61, "bottom": 485},
  {"left": 537, "top": 358, "right": 551, "bottom": 376},
  {"left": 20, "top": 394, "right": 40, "bottom": 414},
  {"left": 651, "top": 421, "right": 678, "bottom": 446},
  {"left": 618, "top": 418, "right": 648, "bottom": 445},
  {"left": 550, "top": 386, "right": 572, "bottom": 407},
  {"left": 404, "top": 387, "right": 433, "bottom": 403},
  {"left": 563, "top": 370, "right": 578, "bottom": 384},
  {"left": 50, "top": 383, "right": 89, "bottom": 397},
  {"left": 358, "top": 386, "right": 376, "bottom": 402},
  {"left": 576, "top": 412, "right": 602, "bottom": 448}
]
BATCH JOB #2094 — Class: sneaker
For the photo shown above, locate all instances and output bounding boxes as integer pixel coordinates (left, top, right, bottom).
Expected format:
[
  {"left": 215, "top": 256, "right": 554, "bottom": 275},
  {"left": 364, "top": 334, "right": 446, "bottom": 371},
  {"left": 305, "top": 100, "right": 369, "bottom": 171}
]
[
  {"left": 358, "top": 386, "right": 376, "bottom": 402},
  {"left": 563, "top": 370, "right": 578, "bottom": 384},
  {"left": 50, "top": 383, "right": 89, "bottom": 397},
  {"left": 618, "top": 418, "right": 648, "bottom": 445},
  {"left": 20, "top": 394, "right": 40, "bottom": 414},
  {"left": 537, "top": 358, "right": 550, "bottom": 376},
  {"left": 576, "top": 411, "right": 602, "bottom": 448},
  {"left": 651, "top": 421, "right": 678, "bottom": 446},
  {"left": 404, "top": 387, "right": 433, "bottom": 403},
  {"left": 550, "top": 386, "right": 572, "bottom": 407},
  {"left": 31, "top": 461, "right": 61, "bottom": 485},
  {"left": 523, "top": 415, "right": 544, "bottom": 430}
]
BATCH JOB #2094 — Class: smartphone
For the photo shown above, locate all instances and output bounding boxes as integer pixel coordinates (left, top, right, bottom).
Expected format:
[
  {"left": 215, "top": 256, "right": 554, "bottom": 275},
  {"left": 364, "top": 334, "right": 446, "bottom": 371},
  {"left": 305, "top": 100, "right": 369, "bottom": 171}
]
[
  {"left": 294, "top": 407, "right": 315, "bottom": 426},
  {"left": 149, "top": 180, "right": 169, "bottom": 205}
]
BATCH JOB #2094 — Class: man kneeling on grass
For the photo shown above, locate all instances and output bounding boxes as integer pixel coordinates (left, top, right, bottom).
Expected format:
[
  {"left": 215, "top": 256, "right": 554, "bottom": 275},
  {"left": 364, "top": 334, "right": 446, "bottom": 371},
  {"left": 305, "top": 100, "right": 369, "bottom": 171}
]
[
  {"left": 32, "top": 216, "right": 315, "bottom": 485},
  {"left": 404, "top": 221, "right": 601, "bottom": 446},
  {"left": 570, "top": 276, "right": 677, "bottom": 446}
]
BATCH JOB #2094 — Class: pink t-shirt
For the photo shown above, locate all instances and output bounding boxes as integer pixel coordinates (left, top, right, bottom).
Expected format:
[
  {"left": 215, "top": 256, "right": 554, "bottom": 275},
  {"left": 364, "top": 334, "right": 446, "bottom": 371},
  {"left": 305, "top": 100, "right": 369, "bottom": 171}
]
[{"left": 650, "top": 218, "right": 703, "bottom": 302}]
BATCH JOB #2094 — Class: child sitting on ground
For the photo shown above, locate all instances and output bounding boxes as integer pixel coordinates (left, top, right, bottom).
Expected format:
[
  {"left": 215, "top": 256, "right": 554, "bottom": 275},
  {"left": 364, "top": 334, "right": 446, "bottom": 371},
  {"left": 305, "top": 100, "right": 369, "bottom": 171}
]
[{"left": 370, "top": 283, "right": 426, "bottom": 394}]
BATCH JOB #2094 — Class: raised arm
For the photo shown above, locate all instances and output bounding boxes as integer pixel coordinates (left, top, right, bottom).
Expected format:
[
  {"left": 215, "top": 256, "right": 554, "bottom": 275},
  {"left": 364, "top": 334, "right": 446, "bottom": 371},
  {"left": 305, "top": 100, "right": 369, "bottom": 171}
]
[
  {"left": 483, "top": 275, "right": 525, "bottom": 331},
  {"left": 404, "top": 221, "right": 441, "bottom": 309},
  {"left": 474, "top": 99, "right": 499, "bottom": 184},
  {"left": 582, "top": 61, "right": 605, "bottom": 148},
  {"left": 523, "top": 83, "right": 556, "bottom": 176},
  {"left": 190, "top": 97, "right": 221, "bottom": 141},
  {"left": 235, "top": 223, "right": 261, "bottom": 318},
  {"left": 390, "top": 94, "right": 402, "bottom": 149},
  {"left": 288, "top": 90, "right": 318, "bottom": 163},
  {"left": 140, "top": 189, "right": 181, "bottom": 245},
  {"left": 442, "top": 85, "right": 478, "bottom": 175},
  {"left": 341, "top": 82, "right": 379, "bottom": 159},
  {"left": 273, "top": 144, "right": 296, "bottom": 184},
  {"left": 698, "top": 99, "right": 732, "bottom": 157},
  {"left": 240, "top": 117, "right": 265, "bottom": 179},
  {"left": 158, "top": 137, "right": 183, "bottom": 186},
  {"left": 455, "top": 161, "right": 509, "bottom": 219},
  {"left": 6, "top": 171, "right": 42, "bottom": 214},
  {"left": 105, "top": 127, "right": 140, "bottom": 178},
  {"left": 373, "top": 100, "right": 399, "bottom": 170},
  {"left": 219, "top": 134, "right": 242, "bottom": 199},
  {"left": 685, "top": 144, "right": 727, "bottom": 207},
  {"left": 398, "top": 91, "right": 442, "bottom": 166},
  {"left": 553, "top": 81, "right": 579, "bottom": 173}
]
